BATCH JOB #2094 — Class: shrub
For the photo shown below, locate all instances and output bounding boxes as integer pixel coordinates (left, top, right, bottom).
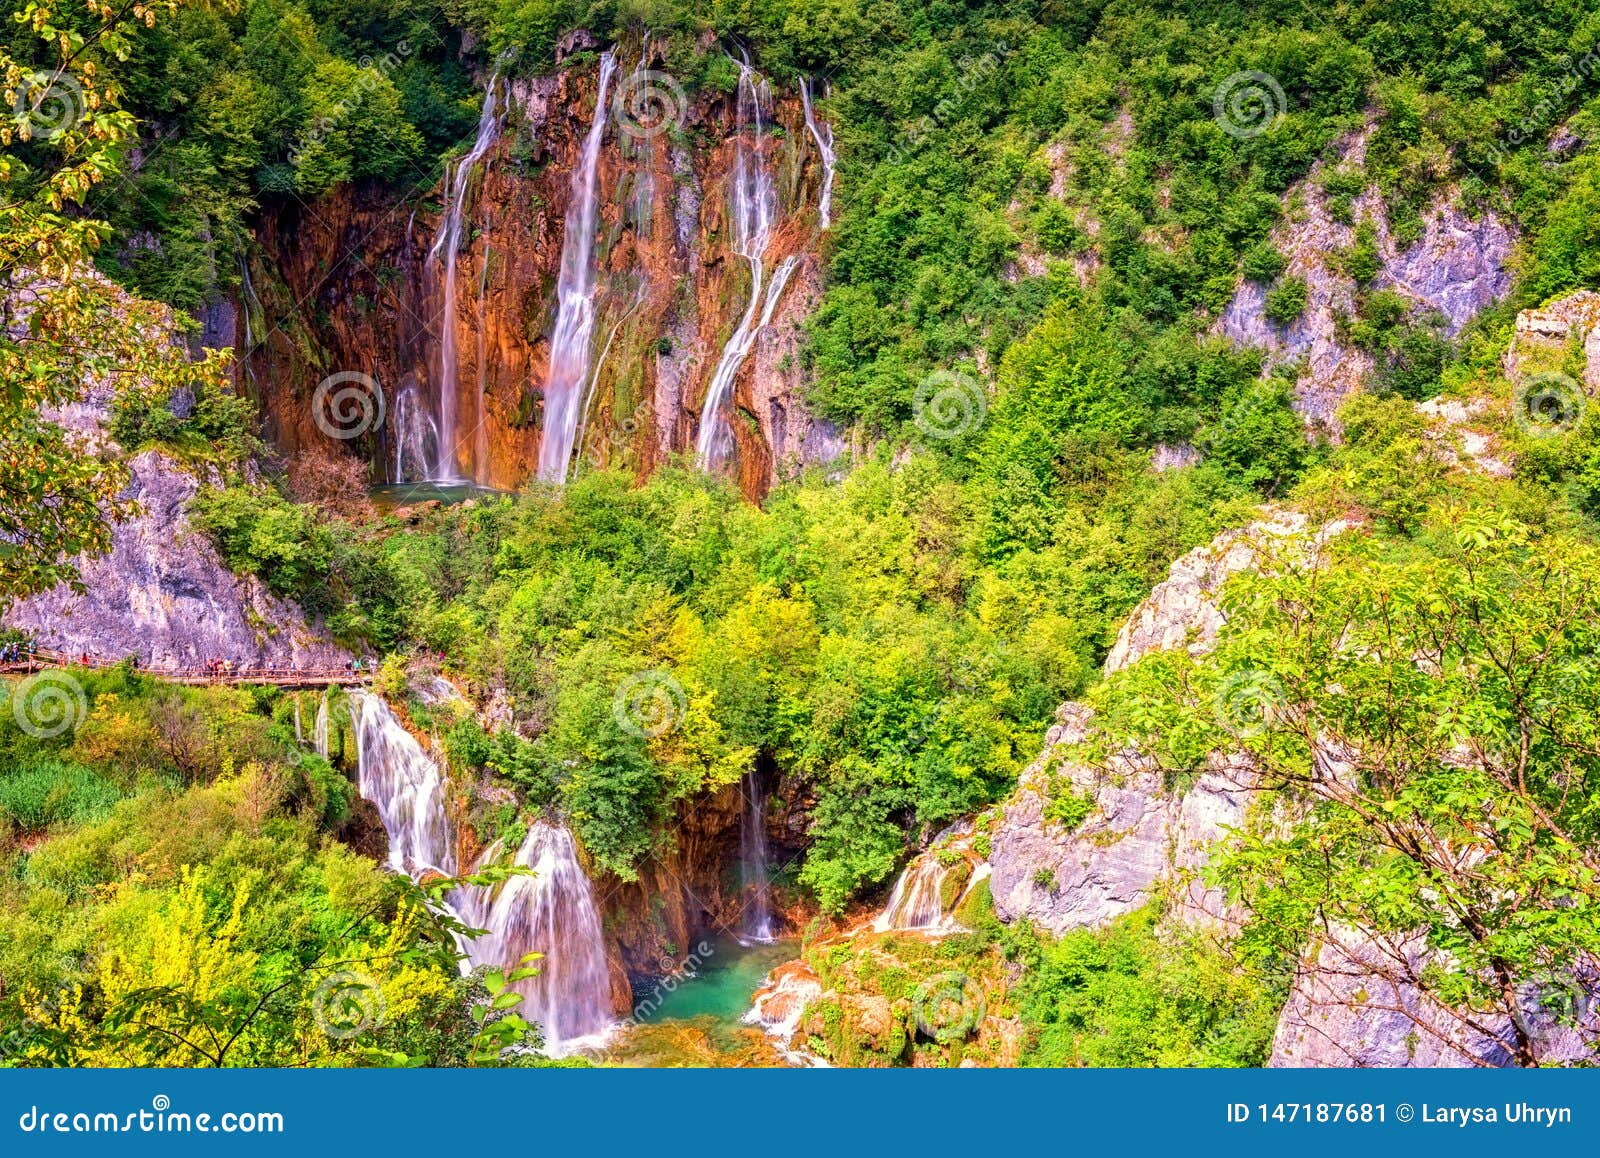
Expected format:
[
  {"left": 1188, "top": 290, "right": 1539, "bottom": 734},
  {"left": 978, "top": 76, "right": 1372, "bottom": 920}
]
[
  {"left": 0, "top": 759, "right": 123, "bottom": 831},
  {"left": 1263, "top": 276, "right": 1309, "bottom": 325},
  {"left": 1241, "top": 241, "right": 1287, "bottom": 284}
]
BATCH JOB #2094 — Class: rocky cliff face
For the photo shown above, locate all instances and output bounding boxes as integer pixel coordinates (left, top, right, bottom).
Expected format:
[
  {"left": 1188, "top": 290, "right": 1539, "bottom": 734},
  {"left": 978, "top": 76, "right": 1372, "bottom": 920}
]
[
  {"left": 1503, "top": 288, "right": 1600, "bottom": 387},
  {"left": 987, "top": 514, "right": 1332, "bottom": 935},
  {"left": 1270, "top": 928, "right": 1600, "bottom": 1067},
  {"left": 3, "top": 337, "right": 348, "bottom": 669},
  {"left": 243, "top": 43, "right": 841, "bottom": 500},
  {"left": 4, "top": 450, "right": 348, "bottom": 668},
  {"left": 1216, "top": 128, "right": 1513, "bottom": 428}
]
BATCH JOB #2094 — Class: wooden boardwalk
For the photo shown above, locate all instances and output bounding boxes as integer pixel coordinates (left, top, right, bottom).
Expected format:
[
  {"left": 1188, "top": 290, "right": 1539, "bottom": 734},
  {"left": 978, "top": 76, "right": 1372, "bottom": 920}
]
[{"left": 0, "top": 647, "right": 371, "bottom": 689}]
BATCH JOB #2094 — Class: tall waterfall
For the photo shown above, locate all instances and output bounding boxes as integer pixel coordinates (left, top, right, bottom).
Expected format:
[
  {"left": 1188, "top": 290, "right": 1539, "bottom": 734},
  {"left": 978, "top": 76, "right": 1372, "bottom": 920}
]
[
  {"left": 420, "top": 76, "right": 503, "bottom": 484},
  {"left": 462, "top": 821, "right": 613, "bottom": 1050},
  {"left": 696, "top": 59, "right": 785, "bottom": 471},
  {"left": 799, "top": 77, "right": 836, "bottom": 229},
  {"left": 352, "top": 692, "right": 458, "bottom": 877},
  {"left": 537, "top": 51, "right": 618, "bottom": 485},
  {"left": 739, "top": 769, "right": 777, "bottom": 943}
]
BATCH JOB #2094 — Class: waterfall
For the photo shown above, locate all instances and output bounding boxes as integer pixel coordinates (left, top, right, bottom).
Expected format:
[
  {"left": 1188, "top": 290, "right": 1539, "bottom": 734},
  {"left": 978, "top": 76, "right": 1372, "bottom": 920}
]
[
  {"left": 391, "top": 378, "right": 442, "bottom": 484},
  {"left": 799, "top": 77, "right": 836, "bottom": 229},
  {"left": 238, "top": 256, "right": 262, "bottom": 390},
  {"left": 351, "top": 693, "right": 613, "bottom": 1052},
  {"left": 872, "top": 853, "right": 954, "bottom": 932},
  {"left": 739, "top": 769, "right": 777, "bottom": 943},
  {"left": 312, "top": 691, "right": 330, "bottom": 760},
  {"left": 293, "top": 697, "right": 304, "bottom": 745},
  {"left": 696, "top": 59, "right": 785, "bottom": 471},
  {"left": 352, "top": 692, "right": 457, "bottom": 877},
  {"left": 537, "top": 51, "right": 618, "bottom": 485},
  {"left": 423, "top": 76, "right": 503, "bottom": 484},
  {"left": 462, "top": 821, "right": 613, "bottom": 1050}
]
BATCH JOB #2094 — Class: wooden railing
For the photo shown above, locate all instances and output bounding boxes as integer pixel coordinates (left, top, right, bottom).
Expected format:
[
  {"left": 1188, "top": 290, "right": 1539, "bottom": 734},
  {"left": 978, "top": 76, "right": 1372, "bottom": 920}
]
[{"left": 0, "top": 647, "right": 372, "bottom": 688}]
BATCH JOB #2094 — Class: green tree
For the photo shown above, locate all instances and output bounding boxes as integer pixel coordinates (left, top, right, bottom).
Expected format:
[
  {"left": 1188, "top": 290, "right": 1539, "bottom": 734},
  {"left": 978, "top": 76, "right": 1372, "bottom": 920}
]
[
  {"left": 1095, "top": 511, "right": 1600, "bottom": 1066},
  {"left": 1, "top": 0, "right": 230, "bottom": 598}
]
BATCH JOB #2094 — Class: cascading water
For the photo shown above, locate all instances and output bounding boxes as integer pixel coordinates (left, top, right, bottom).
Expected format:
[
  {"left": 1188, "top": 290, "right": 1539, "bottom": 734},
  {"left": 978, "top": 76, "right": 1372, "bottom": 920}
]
[
  {"left": 421, "top": 76, "right": 503, "bottom": 484},
  {"left": 391, "top": 379, "right": 442, "bottom": 484},
  {"left": 872, "top": 854, "right": 954, "bottom": 932},
  {"left": 294, "top": 697, "right": 304, "bottom": 746},
  {"left": 351, "top": 692, "right": 457, "bottom": 877},
  {"left": 313, "top": 691, "right": 330, "bottom": 760},
  {"left": 739, "top": 769, "right": 777, "bottom": 944},
  {"left": 799, "top": 77, "right": 836, "bottom": 229},
  {"left": 537, "top": 51, "right": 618, "bottom": 485},
  {"left": 462, "top": 821, "right": 613, "bottom": 1050},
  {"left": 873, "top": 822, "right": 980, "bottom": 932},
  {"left": 695, "top": 58, "right": 785, "bottom": 471},
  {"left": 350, "top": 693, "right": 613, "bottom": 1051}
]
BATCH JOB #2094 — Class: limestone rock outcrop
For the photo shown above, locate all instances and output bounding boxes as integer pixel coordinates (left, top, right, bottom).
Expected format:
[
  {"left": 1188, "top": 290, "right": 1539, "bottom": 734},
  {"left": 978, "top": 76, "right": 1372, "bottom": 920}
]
[
  {"left": 1216, "top": 129, "right": 1513, "bottom": 427},
  {"left": 1503, "top": 288, "right": 1600, "bottom": 388},
  {"left": 990, "top": 513, "right": 1341, "bottom": 935},
  {"left": 1270, "top": 928, "right": 1600, "bottom": 1067},
  {"left": 3, "top": 450, "right": 348, "bottom": 669},
  {"left": 1103, "top": 510, "right": 1335, "bottom": 673}
]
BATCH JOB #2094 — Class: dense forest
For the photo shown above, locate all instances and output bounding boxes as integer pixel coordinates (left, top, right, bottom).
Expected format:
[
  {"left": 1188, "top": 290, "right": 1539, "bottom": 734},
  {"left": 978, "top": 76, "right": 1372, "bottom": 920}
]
[{"left": 4, "top": 0, "right": 1600, "bottom": 1067}]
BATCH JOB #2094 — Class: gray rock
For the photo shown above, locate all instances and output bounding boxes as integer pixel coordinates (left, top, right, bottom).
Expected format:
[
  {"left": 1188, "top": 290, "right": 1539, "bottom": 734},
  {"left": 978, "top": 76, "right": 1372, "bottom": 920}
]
[
  {"left": 991, "top": 514, "right": 1355, "bottom": 935},
  {"left": 1105, "top": 510, "right": 1348, "bottom": 675},
  {"left": 3, "top": 450, "right": 348, "bottom": 670},
  {"left": 1215, "top": 127, "right": 1514, "bottom": 427},
  {"left": 1270, "top": 928, "right": 1600, "bottom": 1067},
  {"left": 988, "top": 701, "right": 1252, "bottom": 935}
]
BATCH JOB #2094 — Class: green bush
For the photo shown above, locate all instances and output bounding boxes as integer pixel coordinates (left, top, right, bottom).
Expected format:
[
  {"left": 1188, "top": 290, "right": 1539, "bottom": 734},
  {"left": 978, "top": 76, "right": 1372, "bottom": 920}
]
[
  {"left": 0, "top": 759, "right": 124, "bottom": 831},
  {"left": 1011, "top": 907, "right": 1286, "bottom": 1067},
  {"left": 1263, "top": 276, "right": 1310, "bottom": 325},
  {"left": 109, "top": 380, "right": 258, "bottom": 462}
]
